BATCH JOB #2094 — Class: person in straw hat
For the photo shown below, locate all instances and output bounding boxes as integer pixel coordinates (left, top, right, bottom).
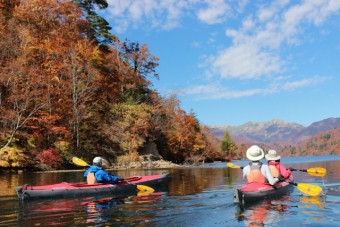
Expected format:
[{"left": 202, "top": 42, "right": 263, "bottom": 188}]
[
  {"left": 265, "top": 149, "right": 293, "bottom": 181},
  {"left": 242, "top": 145, "right": 279, "bottom": 185}
]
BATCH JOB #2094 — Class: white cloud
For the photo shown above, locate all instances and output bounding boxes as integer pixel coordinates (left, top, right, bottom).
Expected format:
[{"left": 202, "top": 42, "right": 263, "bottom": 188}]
[
  {"left": 105, "top": 0, "right": 234, "bottom": 32},
  {"left": 196, "top": 0, "right": 230, "bottom": 24},
  {"left": 178, "top": 76, "right": 329, "bottom": 100},
  {"left": 208, "top": 44, "right": 282, "bottom": 80},
  {"left": 281, "top": 76, "right": 329, "bottom": 91}
]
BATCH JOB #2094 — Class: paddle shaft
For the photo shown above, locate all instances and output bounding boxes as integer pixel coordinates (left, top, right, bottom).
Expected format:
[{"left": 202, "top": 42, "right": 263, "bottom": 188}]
[{"left": 290, "top": 168, "right": 307, "bottom": 172}]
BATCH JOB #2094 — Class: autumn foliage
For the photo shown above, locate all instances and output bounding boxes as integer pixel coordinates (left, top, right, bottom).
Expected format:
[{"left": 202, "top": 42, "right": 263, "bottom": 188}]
[
  {"left": 36, "top": 148, "right": 61, "bottom": 169},
  {"left": 0, "top": 0, "right": 223, "bottom": 169}
]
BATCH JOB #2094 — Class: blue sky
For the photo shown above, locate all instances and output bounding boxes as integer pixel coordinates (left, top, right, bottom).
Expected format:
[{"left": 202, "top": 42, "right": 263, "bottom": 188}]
[{"left": 101, "top": 0, "right": 340, "bottom": 126}]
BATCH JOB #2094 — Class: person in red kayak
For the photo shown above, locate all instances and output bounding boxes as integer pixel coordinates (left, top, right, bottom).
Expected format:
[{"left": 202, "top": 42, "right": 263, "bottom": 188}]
[
  {"left": 242, "top": 145, "right": 279, "bottom": 185},
  {"left": 84, "top": 157, "right": 124, "bottom": 184},
  {"left": 265, "top": 149, "right": 293, "bottom": 181}
]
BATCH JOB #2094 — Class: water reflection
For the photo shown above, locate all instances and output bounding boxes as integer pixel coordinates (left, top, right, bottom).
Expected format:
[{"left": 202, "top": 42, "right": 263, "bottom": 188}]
[
  {"left": 15, "top": 192, "right": 165, "bottom": 226},
  {"left": 167, "top": 167, "right": 240, "bottom": 196},
  {"left": 236, "top": 196, "right": 292, "bottom": 227},
  {"left": 83, "top": 197, "right": 125, "bottom": 224},
  {"left": 299, "top": 196, "right": 327, "bottom": 209}
]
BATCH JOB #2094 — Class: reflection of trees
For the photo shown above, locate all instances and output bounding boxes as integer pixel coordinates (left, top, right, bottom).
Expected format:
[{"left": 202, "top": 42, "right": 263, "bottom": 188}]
[
  {"left": 225, "top": 167, "right": 242, "bottom": 187},
  {"left": 0, "top": 174, "right": 21, "bottom": 196},
  {"left": 167, "top": 168, "right": 240, "bottom": 196}
]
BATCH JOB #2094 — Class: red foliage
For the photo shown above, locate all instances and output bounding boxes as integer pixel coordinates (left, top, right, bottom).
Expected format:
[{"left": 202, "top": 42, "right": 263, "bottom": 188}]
[{"left": 36, "top": 148, "right": 61, "bottom": 168}]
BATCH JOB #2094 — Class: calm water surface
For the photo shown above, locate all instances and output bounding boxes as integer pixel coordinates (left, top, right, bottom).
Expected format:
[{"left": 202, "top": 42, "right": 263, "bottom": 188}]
[{"left": 0, "top": 155, "right": 339, "bottom": 226}]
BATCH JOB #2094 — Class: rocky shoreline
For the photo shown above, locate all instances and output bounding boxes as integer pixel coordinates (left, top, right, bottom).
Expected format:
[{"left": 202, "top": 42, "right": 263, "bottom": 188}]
[{"left": 110, "top": 159, "right": 181, "bottom": 170}]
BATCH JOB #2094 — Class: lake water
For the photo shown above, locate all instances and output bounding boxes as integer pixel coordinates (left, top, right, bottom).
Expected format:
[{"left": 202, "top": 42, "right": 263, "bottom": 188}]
[{"left": 0, "top": 155, "right": 339, "bottom": 226}]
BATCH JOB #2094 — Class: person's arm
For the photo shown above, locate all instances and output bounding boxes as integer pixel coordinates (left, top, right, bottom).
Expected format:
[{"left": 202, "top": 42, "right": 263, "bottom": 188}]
[
  {"left": 96, "top": 170, "right": 122, "bottom": 183},
  {"left": 242, "top": 165, "right": 250, "bottom": 179},
  {"left": 262, "top": 165, "right": 279, "bottom": 185},
  {"left": 102, "top": 171, "right": 122, "bottom": 183},
  {"left": 278, "top": 163, "right": 292, "bottom": 179}
]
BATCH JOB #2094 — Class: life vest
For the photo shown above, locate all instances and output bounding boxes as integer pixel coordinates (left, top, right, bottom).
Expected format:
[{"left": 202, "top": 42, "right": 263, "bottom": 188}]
[
  {"left": 247, "top": 163, "right": 267, "bottom": 183},
  {"left": 269, "top": 165, "right": 280, "bottom": 178},
  {"left": 87, "top": 172, "right": 97, "bottom": 185},
  {"left": 268, "top": 161, "right": 281, "bottom": 177}
]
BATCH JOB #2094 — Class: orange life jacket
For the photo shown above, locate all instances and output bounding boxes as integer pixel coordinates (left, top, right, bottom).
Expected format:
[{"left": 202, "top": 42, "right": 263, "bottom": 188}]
[
  {"left": 247, "top": 164, "right": 267, "bottom": 183},
  {"left": 87, "top": 172, "right": 97, "bottom": 185}
]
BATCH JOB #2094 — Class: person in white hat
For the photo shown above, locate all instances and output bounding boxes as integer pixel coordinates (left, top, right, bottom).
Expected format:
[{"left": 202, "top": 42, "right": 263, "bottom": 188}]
[
  {"left": 242, "top": 145, "right": 279, "bottom": 185},
  {"left": 84, "top": 157, "right": 124, "bottom": 184},
  {"left": 265, "top": 150, "right": 293, "bottom": 181}
]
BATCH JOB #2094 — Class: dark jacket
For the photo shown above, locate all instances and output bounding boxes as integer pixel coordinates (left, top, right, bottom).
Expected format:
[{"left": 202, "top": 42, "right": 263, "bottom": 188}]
[{"left": 84, "top": 165, "right": 122, "bottom": 184}]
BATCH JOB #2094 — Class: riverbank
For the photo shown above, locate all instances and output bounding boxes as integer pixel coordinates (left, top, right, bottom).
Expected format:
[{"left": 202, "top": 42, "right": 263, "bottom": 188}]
[{"left": 0, "top": 158, "right": 181, "bottom": 174}]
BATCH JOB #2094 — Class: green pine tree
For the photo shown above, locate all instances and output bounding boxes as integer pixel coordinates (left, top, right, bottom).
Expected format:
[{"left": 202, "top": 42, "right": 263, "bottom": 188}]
[
  {"left": 73, "top": 0, "right": 117, "bottom": 45},
  {"left": 221, "top": 130, "right": 236, "bottom": 156}
]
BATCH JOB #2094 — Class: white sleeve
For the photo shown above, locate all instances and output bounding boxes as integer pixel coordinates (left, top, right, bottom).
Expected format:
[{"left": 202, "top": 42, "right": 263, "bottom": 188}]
[
  {"left": 262, "top": 165, "right": 279, "bottom": 185},
  {"left": 243, "top": 165, "right": 250, "bottom": 179}
]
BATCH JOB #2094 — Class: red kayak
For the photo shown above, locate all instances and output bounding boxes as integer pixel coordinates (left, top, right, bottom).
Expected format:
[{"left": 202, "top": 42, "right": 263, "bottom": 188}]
[
  {"left": 16, "top": 173, "right": 169, "bottom": 200},
  {"left": 234, "top": 181, "right": 294, "bottom": 205}
]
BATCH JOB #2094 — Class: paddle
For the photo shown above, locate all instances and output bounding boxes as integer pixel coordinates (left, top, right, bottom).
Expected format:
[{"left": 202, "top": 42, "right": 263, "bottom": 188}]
[
  {"left": 226, "top": 162, "right": 243, "bottom": 169},
  {"left": 226, "top": 162, "right": 323, "bottom": 196},
  {"left": 71, "top": 157, "right": 155, "bottom": 194},
  {"left": 289, "top": 167, "right": 326, "bottom": 177},
  {"left": 227, "top": 162, "right": 326, "bottom": 177},
  {"left": 288, "top": 182, "right": 322, "bottom": 196}
]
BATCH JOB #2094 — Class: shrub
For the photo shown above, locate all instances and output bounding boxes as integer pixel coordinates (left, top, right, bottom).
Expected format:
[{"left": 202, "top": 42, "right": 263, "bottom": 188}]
[{"left": 36, "top": 148, "right": 61, "bottom": 169}]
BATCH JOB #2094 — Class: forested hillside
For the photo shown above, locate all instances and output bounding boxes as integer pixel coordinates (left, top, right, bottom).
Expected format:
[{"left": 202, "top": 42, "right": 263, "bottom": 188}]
[
  {"left": 280, "top": 128, "right": 340, "bottom": 156},
  {"left": 0, "top": 0, "right": 223, "bottom": 170}
]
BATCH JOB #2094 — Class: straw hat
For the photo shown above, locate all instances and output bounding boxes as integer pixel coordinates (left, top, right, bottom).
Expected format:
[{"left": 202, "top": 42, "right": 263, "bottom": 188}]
[
  {"left": 265, "top": 149, "right": 281, "bottom": 161},
  {"left": 246, "top": 145, "right": 264, "bottom": 161}
]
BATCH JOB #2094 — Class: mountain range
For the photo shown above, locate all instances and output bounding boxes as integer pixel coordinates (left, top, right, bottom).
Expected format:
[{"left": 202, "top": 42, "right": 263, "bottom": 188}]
[{"left": 209, "top": 117, "right": 340, "bottom": 145}]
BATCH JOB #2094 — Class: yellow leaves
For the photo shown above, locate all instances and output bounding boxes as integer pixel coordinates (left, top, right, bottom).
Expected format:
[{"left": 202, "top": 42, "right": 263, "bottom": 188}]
[
  {"left": 110, "top": 103, "right": 153, "bottom": 154},
  {"left": 0, "top": 160, "right": 10, "bottom": 167},
  {"left": 0, "top": 146, "right": 27, "bottom": 167},
  {"left": 117, "top": 151, "right": 140, "bottom": 163},
  {"left": 54, "top": 140, "right": 69, "bottom": 153}
]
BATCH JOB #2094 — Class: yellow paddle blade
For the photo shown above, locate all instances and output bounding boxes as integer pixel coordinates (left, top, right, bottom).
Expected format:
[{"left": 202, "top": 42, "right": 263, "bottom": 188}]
[
  {"left": 137, "top": 185, "right": 155, "bottom": 194},
  {"left": 297, "top": 183, "right": 323, "bottom": 196},
  {"left": 307, "top": 167, "right": 326, "bottom": 177},
  {"left": 227, "top": 162, "right": 241, "bottom": 169},
  {"left": 72, "top": 157, "right": 89, "bottom": 167}
]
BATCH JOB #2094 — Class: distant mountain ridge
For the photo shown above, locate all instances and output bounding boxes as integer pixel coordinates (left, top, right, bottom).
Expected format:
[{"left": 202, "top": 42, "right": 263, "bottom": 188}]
[{"left": 209, "top": 117, "right": 340, "bottom": 145}]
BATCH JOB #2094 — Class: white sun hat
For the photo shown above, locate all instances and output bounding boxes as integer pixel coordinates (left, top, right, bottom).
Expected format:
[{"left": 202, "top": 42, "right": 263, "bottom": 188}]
[
  {"left": 246, "top": 145, "right": 264, "bottom": 161},
  {"left": 265, "top": 149, "right": 281, "bottom": 161}
]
